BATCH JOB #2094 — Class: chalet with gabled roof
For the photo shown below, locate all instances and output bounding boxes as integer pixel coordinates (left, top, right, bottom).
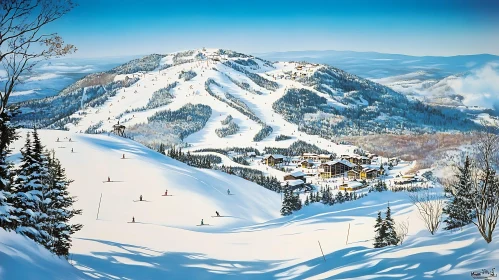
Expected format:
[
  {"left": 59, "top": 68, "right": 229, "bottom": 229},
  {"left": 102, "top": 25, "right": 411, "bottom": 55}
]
[
  {"left": 284, "top": 170, "right": 306, "bottom": 182},
  {"left": 318, "top": 159, "right": 356, "bottom": 178},
  {"left": 262, "top": 154, "right": 285, "bottom": 166}
]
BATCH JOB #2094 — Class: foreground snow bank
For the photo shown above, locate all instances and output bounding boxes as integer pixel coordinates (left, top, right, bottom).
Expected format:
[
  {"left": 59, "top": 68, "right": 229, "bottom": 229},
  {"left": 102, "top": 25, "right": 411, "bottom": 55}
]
[{"left": 0, "top": 229, "right": 87, "bottom": 280}]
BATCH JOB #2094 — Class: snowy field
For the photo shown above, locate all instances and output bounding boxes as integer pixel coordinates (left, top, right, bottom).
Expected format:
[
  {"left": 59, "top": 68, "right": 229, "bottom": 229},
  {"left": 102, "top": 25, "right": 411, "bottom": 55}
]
[{"left": 2, "top": 129, "right": 498, "bottom": 280}]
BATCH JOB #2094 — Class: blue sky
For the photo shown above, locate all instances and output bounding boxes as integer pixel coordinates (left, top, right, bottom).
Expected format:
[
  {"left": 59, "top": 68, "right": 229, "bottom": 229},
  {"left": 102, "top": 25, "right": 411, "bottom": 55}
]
[{"left": 46, "top": 0, "right": 499, "bottom": 58}]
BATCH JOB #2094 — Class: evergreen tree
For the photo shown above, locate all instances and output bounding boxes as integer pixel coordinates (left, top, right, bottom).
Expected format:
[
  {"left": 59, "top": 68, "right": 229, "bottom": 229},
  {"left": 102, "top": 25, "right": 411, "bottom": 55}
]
[
  {"left": 384, "top": 206, "right": 399, "bottom": 246},
  {"left": 443, "top": 156, "right": 475, "bottom": 230},
  {"left": 304, "top": 194, "right": 310, "bottom": 206},
  {"left": 0, "top": 109, "right": 19, "bottom": 230},
  {"left": 11, "top": 132, "right": 50, "bottom": 244},
  {"left": 373, "top": 211, "right": 387, "bottom": 248},
  {"left": 46, "top": 151, "right": 82, "bottom": 257},
  {"left": 336, "top": 191, "right": 344, "bottom": 203},
  {"left": 292, "top": 193, "right": 302, "bottom": 211},
  {"left": 280, "top": 189, "right": 293, "bottom": 216}
]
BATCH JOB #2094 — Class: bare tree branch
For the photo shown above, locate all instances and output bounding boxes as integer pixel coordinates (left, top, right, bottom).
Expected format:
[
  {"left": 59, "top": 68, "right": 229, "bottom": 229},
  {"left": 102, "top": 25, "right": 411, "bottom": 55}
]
[
  {"left": 409, "top": 187, "right": 444, "bottom": 235},
  {"left": 0, "top": 0, "right": 76, "bottom": 114}
]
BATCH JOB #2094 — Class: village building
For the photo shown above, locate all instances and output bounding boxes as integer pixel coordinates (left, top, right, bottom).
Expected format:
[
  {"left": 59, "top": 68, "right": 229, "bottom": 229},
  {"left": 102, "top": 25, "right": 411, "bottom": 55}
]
[
  {"left": 282, "top": 179, "right": 305, "bottom": 190},
  {"left": 302, "top": 153, "right": 319, "bottom": 160},
  {"left": 299, "top": 159, "right": 315, "bottom": 169},
  {"left": 318, "top": 159, "right": 356, "bottom": 178},
  {"left": 262, "top": 154, "right": 285, "bottom": 166},
  {"left": 318, "top": 154, "right": 334, "bottom": 163},
  {"left": 347, "top": 168, "right": 379, "bottom": 180},
  {"left": 284, "top": 170, "right": 307, "bottom": 182},
  {"left": 339, "top": 181, "right": 365, "bottom": 191},
  {"left": 290, "top": 156, "right": 302, "bottom": 164},
  {"left": 246, "top": 152, "right": 256, "bottom": 158}
]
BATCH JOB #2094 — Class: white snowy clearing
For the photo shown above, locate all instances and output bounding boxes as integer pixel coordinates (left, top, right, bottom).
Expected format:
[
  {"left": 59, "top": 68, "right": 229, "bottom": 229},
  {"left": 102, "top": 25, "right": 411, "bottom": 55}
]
[{"left": 2, "top": 129, "right": 498, "bottom": 280}]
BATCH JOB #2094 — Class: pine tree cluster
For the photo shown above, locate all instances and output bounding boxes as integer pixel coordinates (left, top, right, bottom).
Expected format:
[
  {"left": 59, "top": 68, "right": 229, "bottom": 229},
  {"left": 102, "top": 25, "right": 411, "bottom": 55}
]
[
  {"left": 0, "top": 127, "right": 82, "bottom": 258},
  {"left": 166, "top": 146, "right": 222, "bottom": 169},
  {"left": 285, "top": 188, "right": 366, "bottom": 216},
  {"left": 373, "top": 206, "right": 399, "bottom": 248},
  {"left": 281, "top": 189, "right": 302, "bottom": 216},
  {"left": 443, "top": 156, "right": 476, "bottom": 230},
  {"left": 217, "top": 165, "right": 282, "bottom": 193}
]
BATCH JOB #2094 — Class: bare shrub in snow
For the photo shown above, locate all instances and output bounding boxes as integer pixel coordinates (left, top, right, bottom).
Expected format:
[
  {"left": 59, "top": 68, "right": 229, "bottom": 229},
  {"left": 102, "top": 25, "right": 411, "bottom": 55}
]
[{"left": 409, "top": 188, "right": 444, "bottom": 235}]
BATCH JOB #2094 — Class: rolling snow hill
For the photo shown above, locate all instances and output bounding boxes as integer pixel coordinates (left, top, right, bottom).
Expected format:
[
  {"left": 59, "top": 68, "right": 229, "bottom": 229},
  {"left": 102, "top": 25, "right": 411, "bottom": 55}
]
[
  {"left": 12, "top": 48, "right": 484, "bottom": 155},
  {"left": 3, "top": 129, "right": 499, "bottom": 279}
]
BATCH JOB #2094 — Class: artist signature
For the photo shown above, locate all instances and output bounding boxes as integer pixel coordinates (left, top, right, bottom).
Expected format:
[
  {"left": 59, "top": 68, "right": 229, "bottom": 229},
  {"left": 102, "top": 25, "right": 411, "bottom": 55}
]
[{"left": 471, "top": 268, "right": 497, "bottom": 279}]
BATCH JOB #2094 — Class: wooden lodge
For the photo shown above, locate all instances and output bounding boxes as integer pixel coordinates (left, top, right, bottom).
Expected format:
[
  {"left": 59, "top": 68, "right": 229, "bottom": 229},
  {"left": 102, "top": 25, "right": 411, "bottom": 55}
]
[
  {"left": 347, "top": 168, "right": 379, "bottom": 180},
  {"left": 339, "top": 181, "right": 365, "bottom": 191},
  {"left": 284, "top": 170, "right": 307, "bottom": 182},
  {"left": 299, "top": 159, "right": 315, "bottom": 169},
  {"left": 282, "top": 179, "right": 305, "bottom": 190},
  {"left": 262, "top": 154, "right": 285, "bottom": 166},
  {"left": 318, "top": 159, "right": 356, "bottom": 178},
  {"left": 341, "top": 154, "right": 371, "bottom": 165}
]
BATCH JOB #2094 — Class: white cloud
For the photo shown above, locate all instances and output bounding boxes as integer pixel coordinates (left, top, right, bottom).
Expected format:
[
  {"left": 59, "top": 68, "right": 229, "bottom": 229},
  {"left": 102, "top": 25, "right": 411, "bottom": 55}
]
[
  {"left": 24, "top": 73, "right": 60, "bottom": 82},
  {"left": 447, "top": 62, "right": 499, "bottom": 111},
  {"left": 37, "top": 62, "right": 95, "bottom": 73}
]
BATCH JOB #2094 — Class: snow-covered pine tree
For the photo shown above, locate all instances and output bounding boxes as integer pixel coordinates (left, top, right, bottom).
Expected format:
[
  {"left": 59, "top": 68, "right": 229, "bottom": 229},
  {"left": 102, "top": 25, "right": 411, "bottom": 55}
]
[
  {"left": 304, "top": 194, "right": 310, "bottom": 206},
  {"left": 336, "top": 191, "right": 344, "bottom": 203},
  {"left": 11, "top": 131, "right": 50, "bottom": 245},
  {"left": 384, "top": 206, "right": 399, "bottom": 246},
  {"left": 373, "top": 211, "right": 387, "bottom": 248},
  {"left": 0, "top": 109, "right": 19, "bottom": 230},
  {"left": 321, "top": 187, "right": 331, "bottom": 205},
  {"left": 344, "top": 190, "right": 350, "bottom": 201},
  {"left": 280, "top": 189, "right": 293, "bottom": 216},
  {"left": 443, "top": 156, "right": 475, "bottom": 230},
  {"left": 292, "top": 193, "right": 302, "bottom": 211},
  {"left": 46, "top": 151, "right": 82, "bottom": 257}
]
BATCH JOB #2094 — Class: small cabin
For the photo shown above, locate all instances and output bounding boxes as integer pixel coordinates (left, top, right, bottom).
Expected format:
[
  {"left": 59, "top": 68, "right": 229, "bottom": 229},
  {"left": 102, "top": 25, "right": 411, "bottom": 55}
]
[
  {"left": 284, "top": 170, "right": 306, "bottom": 182},
  {"left": 262, "top": 154, "right": 285, "bottom": 166},
  {"left": 339, "top": 181, "right": 365, "bottom": 191},
  {"left": 299, "top": 159, "right": 315, "bottom": 169},
  {"left": 283, "top": 179, "right": 305, "bottom": 190}
]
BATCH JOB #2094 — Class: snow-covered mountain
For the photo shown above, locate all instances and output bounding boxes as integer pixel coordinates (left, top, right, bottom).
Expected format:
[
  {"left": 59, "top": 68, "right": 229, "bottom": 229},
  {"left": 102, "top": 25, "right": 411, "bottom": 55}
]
[{"left": 12, "top": 48, "right": 486, "bottom": 155}]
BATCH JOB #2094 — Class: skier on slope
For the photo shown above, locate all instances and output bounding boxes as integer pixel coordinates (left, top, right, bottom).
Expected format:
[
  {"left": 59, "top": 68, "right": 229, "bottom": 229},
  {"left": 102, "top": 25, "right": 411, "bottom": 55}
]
[
  {"left": 216, "top": 211, "right": 220, "bottom": 217},
  {"left": 132, "top": 217, "right": 135, "bottom": 223},
  {"left": 108, "top": 176, "right": 110, "bottom": 182},
  {"left": 165, "top": 189, "right": 168, "bottom": 196},
  {"left": 57, "top": 137, "right": 59, "bottom": 142},
  {"left": 227, "top": 189, "right": 230, "bottom": 195},
  {"left": 201, "top": 219, "right": 204, "bottom": 226},
  {"left": 140, "top": 195, "right": 143, "bottom": 201},
  {"left": 71, "top": 148, "right": 74, "bottom": 153}
]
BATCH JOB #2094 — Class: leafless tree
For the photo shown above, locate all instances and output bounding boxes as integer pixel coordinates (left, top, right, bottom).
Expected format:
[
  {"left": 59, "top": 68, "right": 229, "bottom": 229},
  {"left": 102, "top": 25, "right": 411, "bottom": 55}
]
[
  {"left": 409, "top": 187, "right": 444, "bottom": 235},
  {"left": 0, "top": 0, "right": 76, "bottom": 114},
  {"left": 469, "top": 128, "right": 499, "bottom": 243},
  {"left": 396, "top": 219, "right": 409, "bottom": 245}
]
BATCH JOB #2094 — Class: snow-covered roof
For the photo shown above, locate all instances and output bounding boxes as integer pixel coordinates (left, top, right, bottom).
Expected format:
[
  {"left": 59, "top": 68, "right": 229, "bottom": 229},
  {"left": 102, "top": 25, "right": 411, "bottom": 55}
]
[
  {"left": 285, "top": 179, "right": 305, "bottom": 187},
  {"left": 318, "top": 154, "right": 333, "bottom": 158},
  {"left": 289, "top": 170, "right": 306, "bottom": 177},
  {"left": 323, "top": 159, "right": 356, "bottom": 168},
  {"left": 346, "top": 181, "right": 364, "bottom": 188},
  {"left": 263, "top": 154, "right": 285, "bottom": 160},
  {"left": 247, "top": 152, "right": 256, "bottom": 156},
  {"left": 303, "top": 153, "right": 318, "bottom": 156}
]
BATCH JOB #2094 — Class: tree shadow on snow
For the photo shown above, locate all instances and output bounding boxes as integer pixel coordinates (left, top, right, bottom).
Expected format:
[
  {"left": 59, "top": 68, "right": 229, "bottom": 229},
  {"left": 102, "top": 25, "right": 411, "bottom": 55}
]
[{"left": 72, "top": 226, "right": 498, "bottom": 280}]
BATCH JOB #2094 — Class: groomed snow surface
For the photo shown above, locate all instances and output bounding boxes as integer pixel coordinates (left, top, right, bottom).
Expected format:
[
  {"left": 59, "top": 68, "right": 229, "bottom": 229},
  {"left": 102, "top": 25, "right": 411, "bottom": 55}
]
[{"left": 1, "top": 130, "right": 498, "bottom": 280}]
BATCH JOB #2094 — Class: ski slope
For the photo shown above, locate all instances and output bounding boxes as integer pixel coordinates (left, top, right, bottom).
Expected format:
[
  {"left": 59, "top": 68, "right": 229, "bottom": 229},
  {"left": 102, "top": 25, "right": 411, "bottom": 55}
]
[
  {"left": 4, "top": 129, "right": 498, "bottom": 279},
  {"left": 57, "top": 48, "right": 355, "bottom": 156}
]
